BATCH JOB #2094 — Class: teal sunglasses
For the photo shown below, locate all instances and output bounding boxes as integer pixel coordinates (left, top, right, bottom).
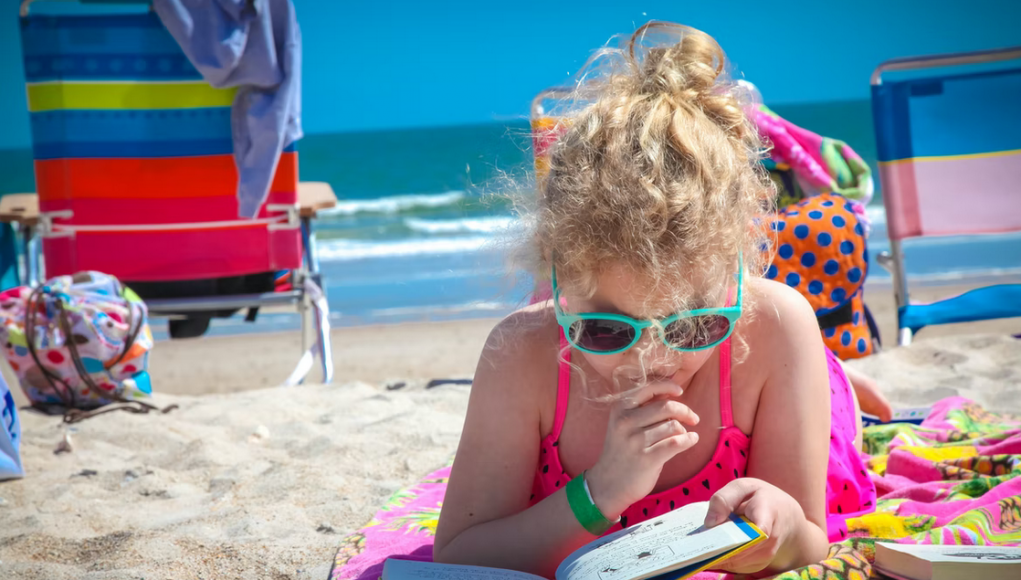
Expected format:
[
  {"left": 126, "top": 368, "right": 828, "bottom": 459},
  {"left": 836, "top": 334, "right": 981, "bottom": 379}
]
[{"left": 552, "top": 256, "right": 743, "bottom": 355}]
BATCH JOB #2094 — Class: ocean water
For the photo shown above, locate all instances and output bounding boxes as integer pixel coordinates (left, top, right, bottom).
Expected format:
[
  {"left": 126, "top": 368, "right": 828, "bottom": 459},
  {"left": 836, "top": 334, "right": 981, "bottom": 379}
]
[
  {"left": 1, "top": 100, "right": 1019, "bottom": 335},
  {"left": 296, "top": 99, "right": 1020, "bottom": 333},
  {"left": 296, "top": 122, "right": 537, "bottom": 330}
]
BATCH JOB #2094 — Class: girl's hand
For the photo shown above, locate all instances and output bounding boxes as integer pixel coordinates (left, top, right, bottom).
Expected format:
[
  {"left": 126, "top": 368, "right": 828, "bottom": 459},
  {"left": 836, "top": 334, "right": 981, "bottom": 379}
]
[
  {"left": 704, "top": 478, "right": 812, "bottom": 574},
  {"left": 844, "top": 365, "right": 893, "bottom": 423},
  {"left": 586, "top": 381, "right": 700, "bottom": 520}
]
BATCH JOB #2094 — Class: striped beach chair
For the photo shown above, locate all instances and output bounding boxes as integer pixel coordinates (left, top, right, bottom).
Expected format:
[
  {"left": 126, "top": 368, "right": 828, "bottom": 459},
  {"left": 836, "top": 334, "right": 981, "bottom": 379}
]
[
  {"left": 871, "top": 46, "right": 1021, "bottom": 346},
  {"left": 12, "top": 1, "right": 333, "bottom": 383},
  {"left": 530, "top": 87, "right": 572, "bottom": 182}
]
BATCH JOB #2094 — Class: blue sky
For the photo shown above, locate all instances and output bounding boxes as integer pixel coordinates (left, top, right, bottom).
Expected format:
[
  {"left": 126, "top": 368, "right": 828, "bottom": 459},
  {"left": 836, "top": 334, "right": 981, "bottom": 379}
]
[{"left": 1, "top": 0, "right": 1019, "bottom": 149}]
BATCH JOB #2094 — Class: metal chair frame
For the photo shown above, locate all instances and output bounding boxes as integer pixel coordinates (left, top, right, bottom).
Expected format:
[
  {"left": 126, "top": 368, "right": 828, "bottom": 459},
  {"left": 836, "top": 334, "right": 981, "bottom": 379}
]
[
  {"left": 0, "top": 188, "right": 336, "bottom": 385},
  {"left": 872, "top": 45, "right": 1021, "bottom": 346}
]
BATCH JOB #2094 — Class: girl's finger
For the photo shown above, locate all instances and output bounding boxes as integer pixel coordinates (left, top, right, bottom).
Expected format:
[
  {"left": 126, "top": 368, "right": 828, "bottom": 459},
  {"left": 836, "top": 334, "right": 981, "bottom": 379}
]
[
  {"left": 619, "top": 381, "right": 683, "bottom": 411},
  {"left": 628, "top": 399, "right": 699, "bottom": 430},
  {"left": 741, "top": 500, "right": 777, "bottom": 541},
  {"left": 642, "top": 418, "right": 687, "bottom": 448},
  {"left": 647, "top": 431, "right": 699, "bottom": 460},
  {"left": 704, "top": 478, "right": 761, "bottom": 527}
]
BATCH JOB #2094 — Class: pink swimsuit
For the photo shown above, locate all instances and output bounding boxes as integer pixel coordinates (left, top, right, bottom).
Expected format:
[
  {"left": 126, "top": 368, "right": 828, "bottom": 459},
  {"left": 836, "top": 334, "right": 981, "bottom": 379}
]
[{"left": 530, "top": 334, "right": 876, "bottom": 542}]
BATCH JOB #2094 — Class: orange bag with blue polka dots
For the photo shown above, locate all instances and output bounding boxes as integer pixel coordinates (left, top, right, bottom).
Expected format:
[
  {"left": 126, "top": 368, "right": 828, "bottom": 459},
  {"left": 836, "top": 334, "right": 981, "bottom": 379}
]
[{"left": 767, "top": 193, "right": 877, "bottom": 359}]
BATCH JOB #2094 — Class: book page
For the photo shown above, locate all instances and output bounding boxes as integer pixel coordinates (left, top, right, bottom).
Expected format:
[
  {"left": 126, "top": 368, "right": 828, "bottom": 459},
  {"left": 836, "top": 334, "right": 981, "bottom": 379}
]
[
  {"left": 555, "top": 502, "right": 762, "bottom": 580},
  {"left": 383, "top": 559, "right": 545, "bottom": 580}
]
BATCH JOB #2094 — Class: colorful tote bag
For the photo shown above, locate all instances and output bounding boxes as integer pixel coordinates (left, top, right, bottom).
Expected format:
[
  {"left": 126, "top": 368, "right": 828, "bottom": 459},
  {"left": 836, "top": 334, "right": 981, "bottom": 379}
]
[{"left": 0, "top": 272, "right": 167, "bottom": 422}]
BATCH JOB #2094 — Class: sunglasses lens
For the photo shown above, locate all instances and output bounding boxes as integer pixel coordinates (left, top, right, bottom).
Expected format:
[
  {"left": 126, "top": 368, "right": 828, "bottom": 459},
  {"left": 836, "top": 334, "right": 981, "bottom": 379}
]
[
  {"left": 664, "top": 315, "right": 731, "bottom": 350},
  {"left": 569, "top": 319, "right": 636, "bottom": 352}
]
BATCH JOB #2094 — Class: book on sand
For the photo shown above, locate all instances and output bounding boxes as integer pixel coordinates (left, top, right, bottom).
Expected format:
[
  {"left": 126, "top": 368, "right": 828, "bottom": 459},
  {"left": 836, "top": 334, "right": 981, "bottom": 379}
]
[
  {"left": 874, "top": 543, "right": 1021, "bottom": 580},
  {"left": 861, "top": 407, "right": 932, "bottom": 428},
  {"left": 383, "top": 501, "right": 765, "bottom": 580}
]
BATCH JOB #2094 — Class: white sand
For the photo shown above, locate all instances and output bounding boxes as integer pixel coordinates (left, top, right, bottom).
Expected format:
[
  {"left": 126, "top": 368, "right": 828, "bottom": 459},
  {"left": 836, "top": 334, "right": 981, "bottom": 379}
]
[
  {"left": 0, "top": 320, "right": 1018, "bottom": 579},
  {"left": 847, "top": 333, "right": 1021, "bottom": 414},
  {"left": 1, "top": 381, "right": 473, "bottom": 579}
]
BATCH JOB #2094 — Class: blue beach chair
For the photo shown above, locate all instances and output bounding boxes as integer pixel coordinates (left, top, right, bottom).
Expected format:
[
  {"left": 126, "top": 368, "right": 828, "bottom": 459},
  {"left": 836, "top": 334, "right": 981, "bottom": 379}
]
[{"left": 871, "top": 46, "right": 1021, "bottom": 346}]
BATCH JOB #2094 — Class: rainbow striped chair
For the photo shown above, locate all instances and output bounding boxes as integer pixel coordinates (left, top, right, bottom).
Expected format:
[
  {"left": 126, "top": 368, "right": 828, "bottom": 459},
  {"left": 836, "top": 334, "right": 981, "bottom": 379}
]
[
  {"left": 12, "top": 1, "right": 333, "bottom": 383},
  {"left": 871, "top": 46, "right": 1021, "bottom": 346}
]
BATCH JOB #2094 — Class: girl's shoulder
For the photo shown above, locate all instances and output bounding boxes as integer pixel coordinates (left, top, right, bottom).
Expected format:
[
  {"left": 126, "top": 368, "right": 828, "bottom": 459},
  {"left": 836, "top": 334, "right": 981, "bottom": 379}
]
[
  {"left": 745, "top": 276, "right": 819, "bottom": 326},
  {"left": 475, "top": 301, "right": 561, "bottom": 393},
  {"left": 469, "top": 302, "right": 563, "bottom": 437},
  {"left": 737, "top": 277, "right": 827, "bottom": 370},
  {"left": 728, "top": 278, "right": 832, "bottom": 432}
]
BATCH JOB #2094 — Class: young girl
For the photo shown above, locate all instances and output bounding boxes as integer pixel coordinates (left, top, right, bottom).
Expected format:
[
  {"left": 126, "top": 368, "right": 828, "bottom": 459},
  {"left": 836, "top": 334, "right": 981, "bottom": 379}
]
[{"left": 433, "top": 22, "right": 876, "bottom": 578}]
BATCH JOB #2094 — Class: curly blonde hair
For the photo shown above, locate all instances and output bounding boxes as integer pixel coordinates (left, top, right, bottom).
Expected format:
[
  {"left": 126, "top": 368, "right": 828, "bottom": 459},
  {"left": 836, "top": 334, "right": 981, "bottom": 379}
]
[{"left": 526, "top": 21, "right": 775, "bottom": 309}]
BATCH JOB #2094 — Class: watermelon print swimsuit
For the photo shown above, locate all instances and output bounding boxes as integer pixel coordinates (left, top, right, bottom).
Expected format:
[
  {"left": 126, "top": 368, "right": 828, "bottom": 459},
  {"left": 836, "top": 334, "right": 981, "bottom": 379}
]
[{"left": 529, "top": 333, "right": 877, "bottom": 542}]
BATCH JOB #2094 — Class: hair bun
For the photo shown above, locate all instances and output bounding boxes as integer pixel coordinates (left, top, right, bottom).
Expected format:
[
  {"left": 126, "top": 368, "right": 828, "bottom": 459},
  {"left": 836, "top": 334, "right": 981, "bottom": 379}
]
[
  {"left": 526, "top": 20, "right": 774, "bottom": 309},
  {"left": 629, "top": 22, "right": 746, "bottom": 139},
  {"left": 638, "top": 33, "right": 722, "bottom": 97}
]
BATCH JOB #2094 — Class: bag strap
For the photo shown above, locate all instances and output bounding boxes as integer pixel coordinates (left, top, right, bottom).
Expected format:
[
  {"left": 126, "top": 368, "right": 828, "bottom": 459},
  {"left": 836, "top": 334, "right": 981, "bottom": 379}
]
[
  {"left": 61, "top": 399, "right": 177, "bottom": 424},
  {"left": 816, "top": 299, "right": 855, "bottom": 330},
  {"left": 25, "top": 285, "right": 78, "bottom": 410}
]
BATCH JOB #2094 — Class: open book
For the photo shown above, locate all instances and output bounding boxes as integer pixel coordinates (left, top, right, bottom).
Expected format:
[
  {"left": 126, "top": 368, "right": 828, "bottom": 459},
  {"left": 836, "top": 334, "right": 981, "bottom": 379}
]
[
  {"left": 383, "top": 501, "right": 765, "bottom": 580},
  {"left": 874, "top": 543, "right": 1021, "bottom": 580}
]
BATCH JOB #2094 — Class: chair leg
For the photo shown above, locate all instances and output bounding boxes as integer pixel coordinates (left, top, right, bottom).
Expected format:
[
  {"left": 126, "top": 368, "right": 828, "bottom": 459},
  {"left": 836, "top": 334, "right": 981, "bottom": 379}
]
[
  {"left": 22, "top": 224, "right": 39, "bottom": 287},
  {"left": 317, "top": 307, "right": 333, "bottom": 384},
  {"left": 301, "top": 217, "right": 323, "bottom": 288},
  {"left": 298, "top": 286, "right": 313, "bottom": 384},
  {"left": 889, "top": 238, "right": 913, "bottom": 347},
  {"left": 899, "top": 327, "right": 913, "bottom": 347},
  {"left": 301, "top": 215, "right": 333, "bottom": 383}
]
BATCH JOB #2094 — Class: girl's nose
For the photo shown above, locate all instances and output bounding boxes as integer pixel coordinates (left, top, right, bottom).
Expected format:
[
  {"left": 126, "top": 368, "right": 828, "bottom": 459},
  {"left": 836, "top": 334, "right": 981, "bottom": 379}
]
[{"left": 623, "top": 327, "right": 673, "bottom": 368}]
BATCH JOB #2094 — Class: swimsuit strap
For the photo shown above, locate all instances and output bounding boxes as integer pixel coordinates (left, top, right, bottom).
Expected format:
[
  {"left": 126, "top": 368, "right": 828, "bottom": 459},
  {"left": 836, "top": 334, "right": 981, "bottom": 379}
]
[
  {"left": 552, "top": 329, "right": 572, "bottom": 441},
  {"left": 718, "top": 338, "right": 734, "bottom": 428},
  {"left": 718, "top": 286, "right": 736, "bottom": 429}
]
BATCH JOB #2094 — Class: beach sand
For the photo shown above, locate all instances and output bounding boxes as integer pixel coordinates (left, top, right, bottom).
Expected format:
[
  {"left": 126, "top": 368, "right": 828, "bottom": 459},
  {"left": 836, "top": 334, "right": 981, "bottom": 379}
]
[
  {"left": 0, "top": 283, "right": 1018, "bottom": 579},
  {"left": 862, "top": 281, "right": 1021, "bottom": 346}
]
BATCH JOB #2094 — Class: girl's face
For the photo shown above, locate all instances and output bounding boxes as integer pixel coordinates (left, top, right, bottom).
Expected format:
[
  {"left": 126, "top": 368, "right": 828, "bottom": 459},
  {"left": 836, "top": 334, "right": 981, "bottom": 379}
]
[{"left": 560, "top": 263, "right": 724, "bottom": 391}]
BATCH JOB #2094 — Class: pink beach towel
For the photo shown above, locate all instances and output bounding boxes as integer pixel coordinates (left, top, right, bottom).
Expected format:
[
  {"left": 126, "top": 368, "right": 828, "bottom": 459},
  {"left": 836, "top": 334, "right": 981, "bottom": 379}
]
[{"left": 330, "top": 397, "right": 1021, "bottom": 580}]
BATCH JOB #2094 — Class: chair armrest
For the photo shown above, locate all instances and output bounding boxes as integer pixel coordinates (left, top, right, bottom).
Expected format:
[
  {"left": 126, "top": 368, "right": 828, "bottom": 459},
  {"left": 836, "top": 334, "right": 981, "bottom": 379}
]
[
  {"left": 297, "top": 182, "right": 337, "bottom": 219},
  {"left": 0, "top": 187, "right": 338, "bottom": 223},
  {"left": 0, "top": 193, "right": 40, "bottom": 226}
]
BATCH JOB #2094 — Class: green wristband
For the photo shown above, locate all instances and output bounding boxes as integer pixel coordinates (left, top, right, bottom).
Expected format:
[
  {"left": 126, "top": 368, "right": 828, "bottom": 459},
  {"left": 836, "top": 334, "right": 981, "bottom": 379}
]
[{"left": 566, "top": 471, "right": 618, "bottom": 536}]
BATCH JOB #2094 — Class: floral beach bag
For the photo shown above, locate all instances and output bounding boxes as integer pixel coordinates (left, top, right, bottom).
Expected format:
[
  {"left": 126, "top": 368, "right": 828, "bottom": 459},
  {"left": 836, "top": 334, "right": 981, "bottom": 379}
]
[{"left": 0, "top": 272, "right": 170, "bottom": 423}]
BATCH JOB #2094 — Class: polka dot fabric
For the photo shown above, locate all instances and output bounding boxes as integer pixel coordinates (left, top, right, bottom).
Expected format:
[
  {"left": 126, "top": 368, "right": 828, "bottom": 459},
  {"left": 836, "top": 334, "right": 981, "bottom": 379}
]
[
  {"left": 767, "top": 193, "right": 874, "bottom": 360},
  {"left": 825, "top": 290, "right": 874, "bottom": 359}
]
